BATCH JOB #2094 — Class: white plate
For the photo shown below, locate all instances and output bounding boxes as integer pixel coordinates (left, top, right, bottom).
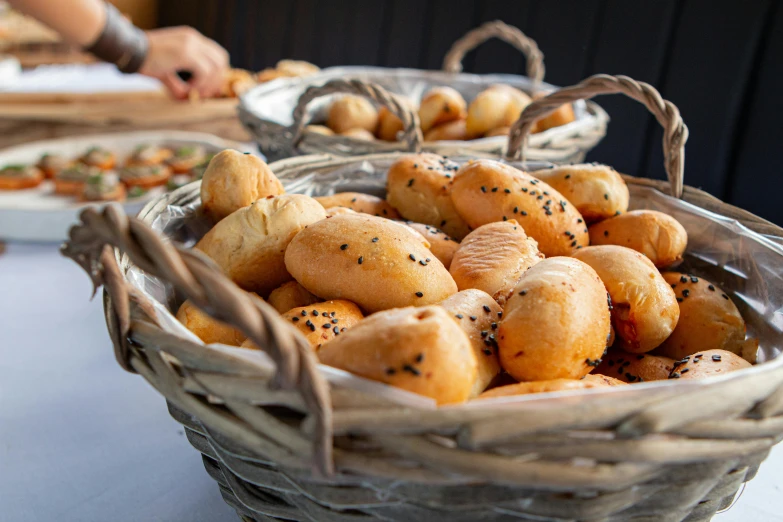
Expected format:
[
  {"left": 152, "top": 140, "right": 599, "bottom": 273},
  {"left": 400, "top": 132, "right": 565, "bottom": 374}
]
[{"left": 0, "top": 130, "right": 258, "bottom": 242}]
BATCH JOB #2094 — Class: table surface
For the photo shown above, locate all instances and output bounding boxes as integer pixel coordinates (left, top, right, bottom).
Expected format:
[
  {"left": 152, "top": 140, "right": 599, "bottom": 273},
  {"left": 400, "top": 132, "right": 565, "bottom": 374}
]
[{"left": 1, "top": 242, "right": 782, "bottom": 522}]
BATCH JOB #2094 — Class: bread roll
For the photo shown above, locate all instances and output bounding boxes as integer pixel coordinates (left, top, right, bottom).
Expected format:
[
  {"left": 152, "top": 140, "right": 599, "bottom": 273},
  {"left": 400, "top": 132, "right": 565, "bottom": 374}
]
[
  {"left": 200, "top": 150, "right": 285, "bottom": 222},
  {"left": 196, "top": 194, "right": 326, "bottom": 296},
  {"left": 423, "top": 119, "right": 468, "bottom": 141},
  {"left": 285, "top": 213, "right": 457, "bottom": 313},
  {"left": 267, "top": 281, "right": 319, "bottom": 314},
  {"left": 485, "top": 126, "right": 510, "bottom": 137},
  {"left": 318, "top": 306, "right": 477, "bottom": 404},
  {"left": 451, "top": 159, "right": 588, "bottom": 256},
  {"left": 669, "top": 349, "right": 751, "bottom": 380},
  {"left": 419, "top": 86, "right": 467, "bottom": 132},
  {"left": 465, "top": 85, "right": 531, "bottom": 138},
  {"left": 477, "top": 379, "right": 602, "bottom": 399},
  {"left": 376, "top": 106, "right": 405, "bottom": 141},
  {"left": 583, "top": 374, "right": 627, "bottom": 386},
  {"left": 176, "top": 299, "right": 246, "bottom": 346},
  {"left": 315, "top": 192, "right": 401, "bottom": 219},
  {"left": 339, "top": 128, "right": 375, "bottom": 141},
  {"left": 386, "top": 153, "right": 471, "bottom": 239},
  {"left": 327, "top": 95, "right": 378, "bottom": 134},
  {"left": 305, "top": 124, "right": 335, "bottom": 136},
  {"left": 439, "top": 290, "right": 503, "bottom": 396},
  {"left": 449, "top": 220, "right": 543, "bottom": 305},
  {"left": 498, "top": 257, "right": 612, "bottom": 381},
  {"left": 588, "top": 210, "right": 688, "bottom": 268},
  {"left": 405, "top": 222, "right": 459, "bottom": 269},
  {"left": 244, "top": 300, "right": 363, "bottom": 352},
  {"left": 532, "top": 99, "right": 576, "bottom": 132},
  {"left": 595, "top": 349, "right": 675, "bottom": 383},
  {"left": 656, "top": 273, "right": 748, "bottom": 361},
  {"left": 572, "top": 245, "right": 680, "bottom": 353},
  {"left": 532, "top": 164, "right": 629, "bottom": 222}
]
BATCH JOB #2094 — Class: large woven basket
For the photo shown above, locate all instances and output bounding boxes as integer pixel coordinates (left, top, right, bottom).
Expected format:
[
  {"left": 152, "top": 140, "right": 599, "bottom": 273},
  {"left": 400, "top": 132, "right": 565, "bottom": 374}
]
[
  {"left": 63, "top": 75, "right": 783, "bottom": 522},
  {"left": 238, "top": 21, "right": 608, "bottom": 163}
]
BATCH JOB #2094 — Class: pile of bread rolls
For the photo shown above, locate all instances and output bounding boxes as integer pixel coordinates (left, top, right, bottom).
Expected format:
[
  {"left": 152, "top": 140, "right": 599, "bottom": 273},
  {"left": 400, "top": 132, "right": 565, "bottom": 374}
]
[
  {"left": 176, "top": 149, "right": 758, "bottom": 405},
  {"left": 306, "top": 84, "right": 575, "bottom": 143}
]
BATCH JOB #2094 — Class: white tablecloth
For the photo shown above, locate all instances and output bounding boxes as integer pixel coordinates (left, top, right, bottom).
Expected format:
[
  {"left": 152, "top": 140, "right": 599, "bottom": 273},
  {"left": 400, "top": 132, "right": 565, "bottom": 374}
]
[{"left": 1, "top": 242, "right": 781, "bottom": 522}]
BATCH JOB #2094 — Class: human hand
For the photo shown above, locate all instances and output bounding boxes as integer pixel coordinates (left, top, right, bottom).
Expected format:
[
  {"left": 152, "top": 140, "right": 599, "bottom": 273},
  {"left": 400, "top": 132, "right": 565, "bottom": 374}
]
[{"left": 139, "top": 26, "right": 229, "bottom": 99}]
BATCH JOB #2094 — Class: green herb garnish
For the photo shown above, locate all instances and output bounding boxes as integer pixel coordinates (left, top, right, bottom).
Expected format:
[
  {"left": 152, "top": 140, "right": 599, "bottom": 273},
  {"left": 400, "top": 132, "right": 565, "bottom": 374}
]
[
  {"left": 175, "top": 146, "right": 196, "bottom": 157},
  {"left": 128, "top": 186, "right": 148, "bottom": 198}
]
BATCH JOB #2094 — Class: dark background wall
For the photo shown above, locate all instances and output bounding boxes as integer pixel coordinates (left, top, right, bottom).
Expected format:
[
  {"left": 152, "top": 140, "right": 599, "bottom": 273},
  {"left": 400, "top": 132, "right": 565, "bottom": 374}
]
[{"left": 160, "top": 0, "right": 783, "bottom": 226}]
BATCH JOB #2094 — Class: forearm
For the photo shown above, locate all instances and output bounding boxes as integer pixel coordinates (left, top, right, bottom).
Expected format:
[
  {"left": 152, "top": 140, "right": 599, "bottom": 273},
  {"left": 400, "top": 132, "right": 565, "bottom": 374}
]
[{"left": 7, "top": 0, "right": 106, "bottom": 47}]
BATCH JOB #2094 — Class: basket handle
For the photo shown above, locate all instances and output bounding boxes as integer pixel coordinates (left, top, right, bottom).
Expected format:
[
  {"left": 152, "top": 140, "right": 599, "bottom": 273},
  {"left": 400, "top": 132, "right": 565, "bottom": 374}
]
[
  {"left": 290, "top": 78, "right": 423, "bottom": 152},
  {"left": 61, "top": 205, "right": 334, "bottom": 475},
  {"left": 442, "top": 20, "right": 545, "bottom": 84},
  {"left": 505, "top": 74, "right": 689, "bottom": 199}
]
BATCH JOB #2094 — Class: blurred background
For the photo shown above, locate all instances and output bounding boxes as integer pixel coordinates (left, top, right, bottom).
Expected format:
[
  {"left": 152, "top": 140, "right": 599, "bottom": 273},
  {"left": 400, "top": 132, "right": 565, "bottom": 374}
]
[{"left": 2, "top": 0, "right": 781, "bottom": 225}]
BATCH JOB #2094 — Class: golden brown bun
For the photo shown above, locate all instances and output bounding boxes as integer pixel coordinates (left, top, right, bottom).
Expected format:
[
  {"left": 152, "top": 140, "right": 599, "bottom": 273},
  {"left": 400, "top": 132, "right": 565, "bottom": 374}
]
[
  {"left": 376, "top": 106, "right": 404, "bottom": 141},
  {"left": 498, "top": 257, "right": 611, "bottom": 381},
  {"left": 669, "top": 349, "right": 751, "bottom": 380},
  {"left": 404, "top": 222, "right": 459, "bottom": 269},
  {"left": 275, "top": 59, "right": 320, "bottom": 77},
  {"left": 532, "top": 100, "right": 575, "bottom": 132},
  {"left": 386, "top": 153, "right": 471, "bottom": 239},
  {"left": 423, "top": 119, "right": 468, "bottom": 141},
  {"left": 243, "top": 300, "right": 363, "bottom": 352},
  {"left": 583, "top": 374, "right": 628, "bottom": 386},
  {"left": 318, "top": 306, "right": 477, "bottom": 404},
  {"left": 195, "top": 194, "right": 326, "bottom": 296},
  {"left": 465, "top": 85, "right": 531, "bottom": 138},
  {"left": 200, "top": 150, "right": 284, "bottom": 222},
  {"left": 595, "top": 349, "right": 675, "bottom": 383},
  {"left": 449, "top": 220, "right": 543, "bottom": 305},
  {"left": 451, "top": 159, "right": 588, "bottom": 256},
  {"left": 285, "top": 213, "right": 457, "bottom": 313},
  {"left": 176, "top": 299, "right": 246, "bottom": 346},
  {"left": 485, "top": 126, "right": 510, "bottom": 137},
  {"left": 267, "top": 281, "right": 319, "bottom": 314},
  {"left": 572, "top": 246, "right": 680, "bottom": 353},
  {"left": 533, "top": 164, "right": 629, "bottom": 222},
  {"left": 327, "top": 95, "right": 379, "bottom": 134},
  {"left": 305, "top": 124, "right": 335, "bottom": 136},
  {"left": 439, "top": 290, "right": 503, "bottom": 396},
  {"left": 418, "top": 87, "right": 467, "bottom": 132},
  {"left": 588, "top": 210, "right": 688, "bottom": 268},
  {"left": 339, "top": 128, "right": 376, "bottom": 141},
  {"left": 478, "top": 379, "right": 602, "bottom": 399},
  {"left": 655, "top": 273, "right": 748, "bottom": 360},
  {"left": 315, "top": 192, "right": 401, "bottom": 219}
]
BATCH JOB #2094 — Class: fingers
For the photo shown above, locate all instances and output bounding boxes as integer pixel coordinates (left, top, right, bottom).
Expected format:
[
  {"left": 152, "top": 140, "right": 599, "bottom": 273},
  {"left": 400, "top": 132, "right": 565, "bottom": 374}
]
[{"left": 161, "top": 73, "right": 190, "bottom": 100}]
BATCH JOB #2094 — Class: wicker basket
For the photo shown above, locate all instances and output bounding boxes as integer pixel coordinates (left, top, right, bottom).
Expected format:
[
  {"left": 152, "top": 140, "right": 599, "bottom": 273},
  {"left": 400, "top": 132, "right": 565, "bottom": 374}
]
[
  {"left": 238, "top": 21, "right": 609, "bottom": 162},
  {"left": 62, "top": 75, "right": 783, "bottom": 522}
]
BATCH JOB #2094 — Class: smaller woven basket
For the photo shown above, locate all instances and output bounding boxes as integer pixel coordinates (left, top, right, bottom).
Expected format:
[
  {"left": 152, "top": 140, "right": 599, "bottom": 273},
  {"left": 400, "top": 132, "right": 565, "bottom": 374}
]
[
  {"left": 238, "top": 21, "right": 609, "bottom": 162},
  {"left": 63, "top": 74, "right": 783, "bottom": 522}
]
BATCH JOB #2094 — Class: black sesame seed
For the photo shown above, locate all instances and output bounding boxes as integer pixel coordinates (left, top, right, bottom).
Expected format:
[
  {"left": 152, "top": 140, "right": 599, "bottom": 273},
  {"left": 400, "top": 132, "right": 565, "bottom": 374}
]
[
  {"left": 386, "top": 368, "right": 396, "bottom": 375},
  {"left": 637, "top": 355, "right": 645, "bottom": 360},
  {"left": 309, "top": 324, "right": 316, "bottom": 332},
  {"left": 492, "top": 187, "right": 499, "bottom": 192},
  {"left": 403, "top": 364, "right": 421, "bottom": 376},
  {"left": 546, "top": 199, "right": 552, "bottom": 205},
  {"left": 351, "top": 198, "right": 357, "bottom": 203},
  {"left": 415, "top": 353, "right": 424, "bottom": 363},
  {"left": 341, "top": 327, "right": 347, "bottom": 332},
  {"left": 301, "top": 310, "right": 307, "bottom": 316},
  {"left": 537, "top": 195, "right": 543, "bottom": 200},
  {"left": 372, "top": 237, "right": 379, "bottom": 242},
  {"left": 570, "top": 240, "right": 577, "bottom": 247},
  {"left": 469, "top": 316, "right": 477, "bottom": 321},
  {"left": 415, "top": 292, "right": 423, "bottom": 297},
  {"left": 292, "top": 317, "right": 300, "bottom": 322},
  {"left": 521, "top": 210, "right": 528, "bottom": 216},
  {"left": 564, "top": 231, "right": 571, "bottom": 236},
  {"left": 313, "top": 310, "right": 319, "bottom": 316},
  {"left": 426, "top": 258, "right": 431, "bottom": 262},
  {"left": 409, "top": 254, "right": 416, "bottom": 261},
  {"left": 322, "top": 323, "right": 331, "bottom": 329},
  {"left": 680, "top": 276, "right": 688, "bottom": 283},
  {"left": 565, "top": 174, "right": 571, "bottom": 179},
  {"left": 497, "top": 311, "right": 503, "bottom": 318},
  {"left": 708, "top": 285, "right": 715, "bottom": 291},
  {"left": 331, "top": 312, "right": 336, "bottom": 317},
  {"left": 681, "top": 368, "right": 689, "bottom": 373},
  {"left": 712, "top": 355, "right": 722, "bottom": 362},
  {"left": 332, "top": 318, "right": 338, "bottom": 324},
  {"left": 340, "top": 244, "right": 348, "bottom": 250},
  {"left": 722, "top": 294, "right": 729, "bottom": 300},
  {"left": 577, "top": 218, "right": 584, "bottom": 224},
  {"left": 671, "top": 283, "right": 677, "bottom": 288},
  {"left": 455, "top": 314, "right": 464, "bottom": 319},
  {"left": 628, "top": 375, "right": 637, "bottom": 382},
  {"left": 440, "top": 220, "right": 446, "bottom": 227},
  {"left": 491, "top": 322, "right": 498, "bottom": 330},
  {"left": 690, "top": 276, "right": 698, "bottom": 283},
  {"left": 604, "top": 193, "right": 609, "bottom": 200},
  {"left": 503, "top": 216, "right": 508, "bottom": 221},
  {"left": 521, "top": 187, "right": 528, "bottom": 192},
  {"left": 682, "top": 289, "right": 690, "bottom": 297},
  {"left": 677, "top": 297, "right": 683, "bottom": 303},
  {"left": 480, "top": 331, "right": 488, "bottom": 338},
  {"left": 670, "top": 372, "right": 681, "bottom": 379},
  {"left": 530, "top": 179, "right": 538, "bottom": 185},
  {"left": 483, "top": 349, "right": 493, "bottom": 355},
  {"left": 504, "top": 188, "right": 511, "bottom": 193},
  {"left": 419, "top": 260, "right": 427, "bottom": 266},
  {"left": 481, "top": 186, "right": 487, "bottom": 193},
  {"left": 483, "top": 305, "right": 491, "bottom": 313},
  {"left": 358, "top": 256, "right": 363, "bottom": 264},
  {"left": 604, "top": 230, "right": 609, "bottom": 237}
]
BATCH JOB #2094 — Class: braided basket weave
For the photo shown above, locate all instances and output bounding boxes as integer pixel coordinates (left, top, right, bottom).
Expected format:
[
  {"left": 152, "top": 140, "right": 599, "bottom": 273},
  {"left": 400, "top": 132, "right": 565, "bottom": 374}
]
[
  {"left": 63, "top": 75, "right": 783, "bottom": 522},
  {"left": 238, "top": 21, "right": 608, "bottom": 162}
]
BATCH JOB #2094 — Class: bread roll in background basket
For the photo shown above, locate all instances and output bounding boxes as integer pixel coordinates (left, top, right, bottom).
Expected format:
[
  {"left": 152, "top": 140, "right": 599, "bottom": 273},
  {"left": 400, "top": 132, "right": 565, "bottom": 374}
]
[
  {"left": 238, "top": 21, "right": 608, "bottom": 162},
  {"left": 62, "top": 74, "right": 783, "bottom": 522}
]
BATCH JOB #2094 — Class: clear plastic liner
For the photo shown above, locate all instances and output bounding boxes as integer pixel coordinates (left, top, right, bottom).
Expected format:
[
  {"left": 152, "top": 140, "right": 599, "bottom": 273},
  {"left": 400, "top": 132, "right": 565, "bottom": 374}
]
[{"left": 126, "top": 156, "right": 783, "bottom": 410}]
